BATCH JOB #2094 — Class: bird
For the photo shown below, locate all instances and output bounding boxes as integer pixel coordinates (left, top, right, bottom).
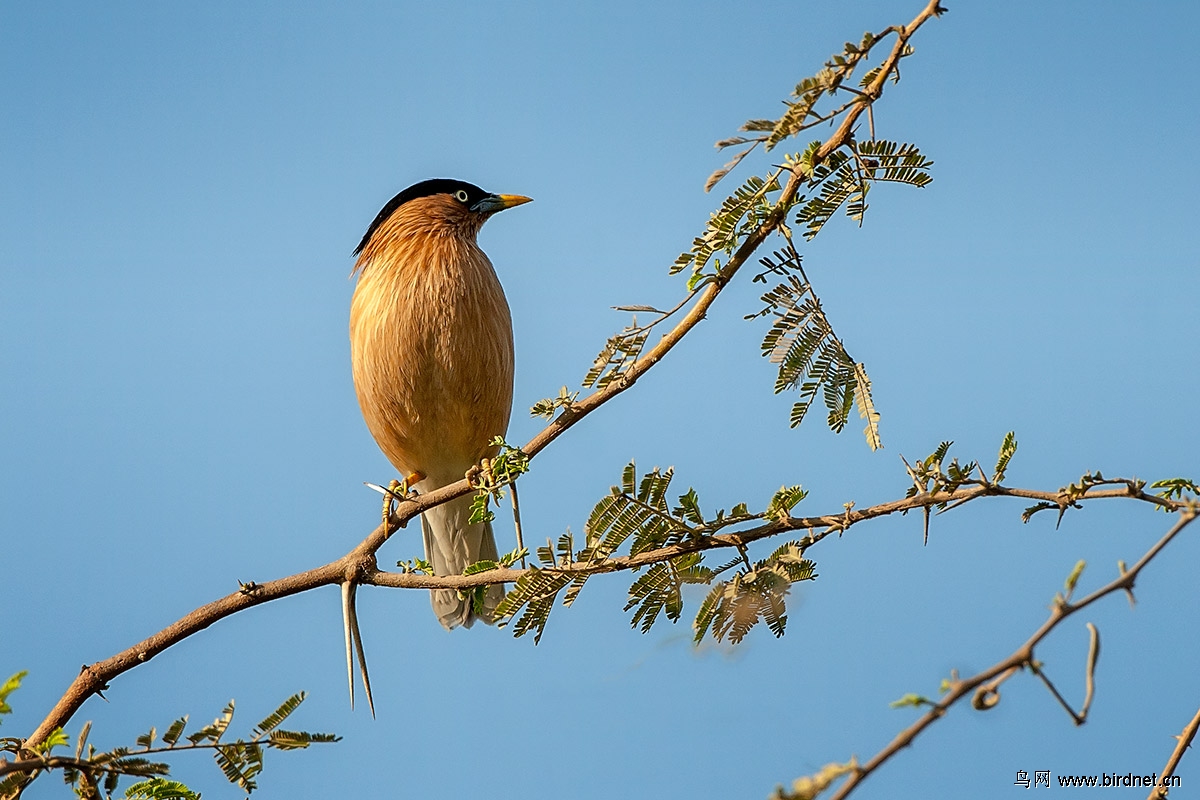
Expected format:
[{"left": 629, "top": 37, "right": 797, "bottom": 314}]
[{"left": 342, "top": 178, "right": 530, "bottom": 710}]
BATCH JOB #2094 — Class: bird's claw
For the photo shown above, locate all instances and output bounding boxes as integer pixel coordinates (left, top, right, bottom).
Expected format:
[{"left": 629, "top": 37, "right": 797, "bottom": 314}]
[
  {"left": 381, "top": 479, "right": 402, "bottom": 527},
  {"left": 466, "top": 458, "right": 495, "bottom": 490},
  {"left": 379, "top": 472, "right": 426, "bottom": 526}
]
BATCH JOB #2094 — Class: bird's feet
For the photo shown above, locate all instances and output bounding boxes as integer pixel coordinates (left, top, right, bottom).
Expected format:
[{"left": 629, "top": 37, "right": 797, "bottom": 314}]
[
  {"left": 465, "top": 459, "right": 495, "bottom": 491},
  {"left": 380, "top": 471, "right": 426, "bottom": 526}
]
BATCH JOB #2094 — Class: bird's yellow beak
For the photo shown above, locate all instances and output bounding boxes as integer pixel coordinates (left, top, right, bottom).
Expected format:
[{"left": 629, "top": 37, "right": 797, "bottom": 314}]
[{"left": 472, "top": 193, "right": 533, "bottom": 214}]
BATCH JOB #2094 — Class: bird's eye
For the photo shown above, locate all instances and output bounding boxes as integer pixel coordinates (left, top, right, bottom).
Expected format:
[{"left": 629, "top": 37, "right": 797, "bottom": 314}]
[{"left": 454, "top": 189, "right": 470, "bottom": 203}]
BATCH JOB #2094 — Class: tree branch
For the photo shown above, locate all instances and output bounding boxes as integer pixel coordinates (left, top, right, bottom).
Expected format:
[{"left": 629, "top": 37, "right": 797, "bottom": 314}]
[
  {"left": 815, "top": 508, "right": 1197, "bottom": 800},
  {"left": 22, "top": 0, "right": 951, "bottom": 754},
  {"left": 371, "top": 484, "right": 1181, "bottom": 590},
  {"left": 24, "top": 469, "right": 1183, "bottom": 753},
  {"left": 1149, "top": 704, "right": 1200, "bottom": 799}
]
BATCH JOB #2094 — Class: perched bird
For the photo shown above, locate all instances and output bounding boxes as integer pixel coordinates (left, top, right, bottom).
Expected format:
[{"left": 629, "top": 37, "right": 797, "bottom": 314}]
[{"left": 349, "top": 178, "right": 530, "bottom": 630}]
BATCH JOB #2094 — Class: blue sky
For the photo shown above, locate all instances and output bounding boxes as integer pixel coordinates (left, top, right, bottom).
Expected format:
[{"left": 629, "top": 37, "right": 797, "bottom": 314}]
[{"left": 3, "top": 2, "right": 1198, "bottom": 798}]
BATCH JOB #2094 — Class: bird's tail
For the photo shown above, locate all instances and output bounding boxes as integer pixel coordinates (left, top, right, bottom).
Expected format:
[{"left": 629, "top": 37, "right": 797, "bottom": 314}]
[{"left": 421, "top": 493, "right": 505, "bottom": 629}]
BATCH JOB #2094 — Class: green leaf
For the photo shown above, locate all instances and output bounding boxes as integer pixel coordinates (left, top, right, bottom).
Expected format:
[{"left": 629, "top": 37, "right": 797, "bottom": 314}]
[
  {"left": 396, "top": 557, "right": 434, "bottom": 574},
  {"left": 107, "top": 756, "right": 169, "bottom": 777},
  {"left": 214, "top": 741, "right": 262, "bottom": 792},
  {"left": 1064, "top": 560, "right": 1086, "bottom": 596},
  {"left": 859, "top": 65, "right": 884, "bottom": 88},
  {"left": 766, "top": 485, "right": 807, "bottom": 522},
  {"left": 993, "top": 431, "right": 1018, "bottom": 483},
  {"left": 561, "top": 574, "right": 590, "bottom": 608},
  {"left": 624, "top": 553, "right": 713, "bottom": 633},
  {"left": 35, "top": 727, "right": 69, "bottom": 754},
  {"left": 705, "top": 143, "right": 758, "bottom": 192},
  {"left": 530, "top": 386, "right": 578, "bottom": 419},
  {"left": 753, "top": 244, "right": 882, "bottom": 445},
  {"left": 463, "top": 559, "right": 499, "bottom": 575},
  {"left": 187, "top": 701, "right": 234, "bottom": 745},
  {"left": 853, "top": 362, "right": 882, "bottom": 450},
  {"left": 582, "top": 466, "right": 690, "bottom": 560},
  {"left": 794, "top": 142, "right": 932, "bottom": 240},
  {"left": 674, "top": 488, "right": 704, "bottom": 526},
  {"left": 1150, "top": 477, "right": 1200, "bottom": 505},
  {"left": 692, "top": 581, "right": 725, "bottom": 644},
  {"left": 496, "top": 547, "right": 528, "bottom": 568},
  {"left": 673, "top": 174, "right": 782, "bottom": 282},
  {"left": 890, "top": 693, "right": 933, "bottom": 709},
  {"left": 772, "top": 758, "right": 860, "bottom": 800},
  {"left": 854, "top": 139, "right": 933, "bottom": 187},
  {"left": 621, "top": 461, "right": 637, "bottom": 495},
  {"left": 253, "top": 693, "right": 305, "bottom": 739},
  {"left": 1022, "top": 501, "right": 1058, "bottom": 523},
  {"left": 0, "top": 774, "right": 29, "bottom": 798},
  {"left": 686, "top": 271, "right": 717, "bottom": 292},
  {"left": 123, "top": 778, "right": 201, "bottom": 800},
  {"left": 692, "top": 543, "right": 816, "bottom": 644},
  {"left": 583, "top": 325, "right": 650, "bottom": 390},
  {"left": 468, "top": 490, "right": 495, "bottom": 525},
  {"left": 74, "top": 719, "right": 91, "bottom": 760},
  {"left": 493, "top": 567, "right": 573, "bottom": 644},
  {"left": 0, "top": 671, "right": 27, "bottom": 717},
  {"left": 267, "top": 730, "right": 340, "bottom": 750},
  {"left": 795, "top": 150, "right": 853, "bottom": 239},
  {"left": 161, "top": 717, "right": 188, "bottom": 748},
  {"left": 740, "top": 119, "right": 777, "bottom": 133},
  {"left": 486, "top": 436, "right": 531, "bottom": 484}
]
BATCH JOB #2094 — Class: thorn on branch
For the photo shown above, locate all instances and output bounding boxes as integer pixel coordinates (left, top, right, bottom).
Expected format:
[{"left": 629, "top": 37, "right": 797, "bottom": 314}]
[
  {"left": 1117, "top": 560, "right": 1136, "bottom": 607},
  {"left": 1055, "top": 501, "right": 1075, "bottom": 529}
]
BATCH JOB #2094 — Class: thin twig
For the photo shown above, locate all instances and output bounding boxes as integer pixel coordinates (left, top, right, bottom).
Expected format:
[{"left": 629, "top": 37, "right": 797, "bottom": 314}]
[
  {"left": 0, "top": 733, "right": 323, "bottom": 780},
  {"left": 1026, "top": 621, "right": 1099, "bottom": 726},
  {"left": 821, "top": 510, "right": 1196, "bottom": 800},
  {"left": 1149, "top": 704, "right": 1200, "bottom": 799},
  {"left": 1030, "top": 666, "right": 1081, "bottom": 725},
  {"left": 1080, "top": 621, "right": 1100, "bottom": 722},
  {"left": 510, "top": 481, "right": 527, "bottom": 569},
  {"left": 614, "top": 288, "right": 697, "bottom": 337}
]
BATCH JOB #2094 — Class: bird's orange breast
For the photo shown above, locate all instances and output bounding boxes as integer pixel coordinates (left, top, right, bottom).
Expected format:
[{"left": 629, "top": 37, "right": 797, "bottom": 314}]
[{"left": 349, "top": 228, "right": 514, "bottom": 486}]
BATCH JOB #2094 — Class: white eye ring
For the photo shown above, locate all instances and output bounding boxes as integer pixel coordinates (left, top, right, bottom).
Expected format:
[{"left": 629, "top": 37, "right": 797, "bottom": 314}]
[{"left": 454, "top": 189, "right": 469, "bottom": 203}]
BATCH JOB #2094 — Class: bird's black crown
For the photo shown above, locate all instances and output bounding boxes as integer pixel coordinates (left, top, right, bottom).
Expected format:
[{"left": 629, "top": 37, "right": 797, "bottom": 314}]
[{"left": 354, "top": 179, "right": 489, "bottom": 256}]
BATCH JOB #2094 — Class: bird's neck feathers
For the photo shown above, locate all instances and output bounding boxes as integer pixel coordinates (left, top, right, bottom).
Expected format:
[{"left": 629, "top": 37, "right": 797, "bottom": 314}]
[{"left": 352, "top": 195, "right": 485, "bottom": 278}]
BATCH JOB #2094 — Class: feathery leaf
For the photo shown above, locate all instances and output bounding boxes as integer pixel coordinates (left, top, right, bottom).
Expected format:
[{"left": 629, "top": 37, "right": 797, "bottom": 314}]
[{"left": 993, "top": 431, "right": 1018, "bottom": 483}]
